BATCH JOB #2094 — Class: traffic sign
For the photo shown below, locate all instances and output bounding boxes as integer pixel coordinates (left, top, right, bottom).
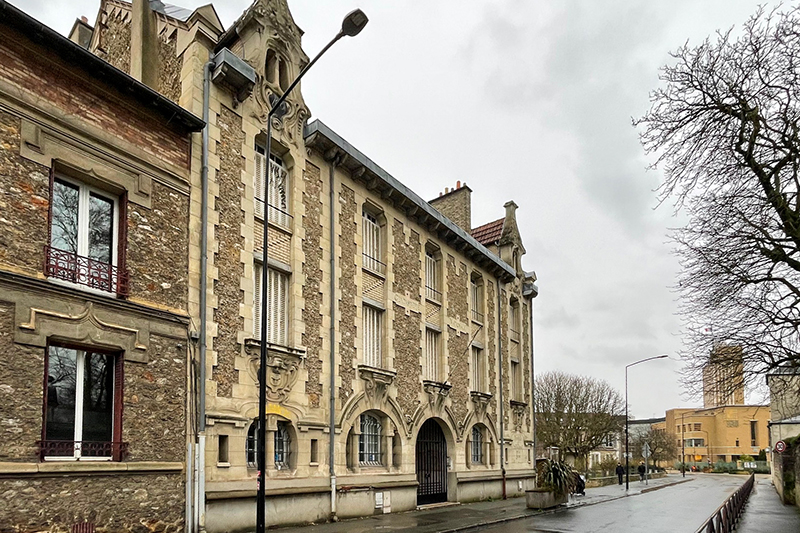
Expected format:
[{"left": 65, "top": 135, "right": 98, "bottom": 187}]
[{"left": 775, "top": 440, "right": 787, "bottom": 453}]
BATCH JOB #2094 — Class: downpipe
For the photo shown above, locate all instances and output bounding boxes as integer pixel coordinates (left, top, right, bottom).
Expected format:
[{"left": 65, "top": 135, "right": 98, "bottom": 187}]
[
  {"left": 497, "top": 277, "right": 506, "bottom": 500},
  {"left": 328, "top": 152, "right": 342, "bottom": 520}
]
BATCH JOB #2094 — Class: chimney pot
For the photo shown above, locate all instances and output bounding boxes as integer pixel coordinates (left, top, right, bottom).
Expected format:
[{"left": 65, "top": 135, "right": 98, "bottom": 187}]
[
  {"left": 439, "top": 192, "right": 442, "bottom": 197},
  {"left": 81, "top": 16, "right": 88, "bottom": 23},
  {"left": 445, "top": 187, "right": 449, "bottom": 194},
  {"left": 456, "top": 180, "right": 461, "bottom": 189}
]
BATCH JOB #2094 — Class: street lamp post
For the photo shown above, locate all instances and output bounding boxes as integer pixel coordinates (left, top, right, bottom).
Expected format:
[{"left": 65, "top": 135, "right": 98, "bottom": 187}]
[
  {"left": 256, "top": 10, "right": 368, "bottom": 533},
  {"left": 625, "top": 355, "right": 668, "bottom": 490}
]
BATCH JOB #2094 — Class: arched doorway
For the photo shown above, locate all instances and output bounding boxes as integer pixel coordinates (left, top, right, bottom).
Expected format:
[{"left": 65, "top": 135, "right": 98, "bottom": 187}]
[{"left": 416, "top": 419, "right": 448, "bottom": 505}]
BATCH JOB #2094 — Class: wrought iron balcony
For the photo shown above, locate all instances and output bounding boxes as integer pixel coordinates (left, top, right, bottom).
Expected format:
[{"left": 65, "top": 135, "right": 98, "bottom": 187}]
[
  {"left": 425, "top": 285, "right": 442, "bottom": 303},
  {"left": 36, "top": 440, "right": 129, "bottom": 461},
  {"left": 362, "top": 253, "right": 386, "bottom": 275},
  {"left": 255, "top": 199, "right": 293, "bottom": 230},
  {"left": 471, "top": 309, "right": 485, "bottom": 324},
  {"left": 510, "top": 328, "right": 520, "bottom": 342},
  {"left": 44, "top": 245, "right": 129, "bottom": 296}
]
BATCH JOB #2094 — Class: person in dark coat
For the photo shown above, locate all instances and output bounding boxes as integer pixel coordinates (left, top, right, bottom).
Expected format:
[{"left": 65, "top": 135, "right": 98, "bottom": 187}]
[
  {"left": 637, "top": 461, "right": 646, "bottom": 482},
  {"left": 615, "top": 462, "right": 625, "bottom": 485}
]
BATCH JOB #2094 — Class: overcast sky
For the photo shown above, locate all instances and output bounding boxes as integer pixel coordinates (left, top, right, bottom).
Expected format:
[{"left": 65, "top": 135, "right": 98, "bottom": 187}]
[{"left": 14, "top": 0, "right": 780, "bottom": 418}]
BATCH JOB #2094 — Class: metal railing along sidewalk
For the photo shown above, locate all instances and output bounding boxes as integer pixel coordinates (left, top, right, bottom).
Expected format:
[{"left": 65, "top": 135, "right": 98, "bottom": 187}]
[{"left": 695, "top": 473, "right": 755, "bottom": 533}]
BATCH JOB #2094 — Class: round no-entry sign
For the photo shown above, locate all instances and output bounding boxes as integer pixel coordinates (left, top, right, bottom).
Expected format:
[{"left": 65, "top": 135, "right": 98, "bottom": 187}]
[{"left": 775, "top": 440, "right": 787, "bottom": 453}]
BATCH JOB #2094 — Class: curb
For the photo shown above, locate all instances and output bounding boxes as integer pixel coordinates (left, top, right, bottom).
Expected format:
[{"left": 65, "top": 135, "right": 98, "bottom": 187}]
[{"left": 439, "top": 477, "right": 695, "bottom": 533}]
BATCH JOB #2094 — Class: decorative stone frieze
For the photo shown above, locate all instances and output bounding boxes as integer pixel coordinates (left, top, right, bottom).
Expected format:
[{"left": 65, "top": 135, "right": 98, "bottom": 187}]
[
  {"left": 423, "top": 380, "right": 452, "bottom": 415},
  {"left": 510, "top": 400, "right": 528, "bottom": 433},
  {"left": 244, "top": 339, "right": 306, "bottom": 403},
  {"left": 358, "top": 364, "right": 396, "bottom": 409}
]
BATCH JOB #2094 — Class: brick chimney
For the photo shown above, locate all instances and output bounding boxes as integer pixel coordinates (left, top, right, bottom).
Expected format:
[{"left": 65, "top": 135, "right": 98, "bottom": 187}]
[
  {"left": 429, "top": 180, "right": 472, "bottom": 232},
  {"left": 131, "top": 0, "right": 159, "bottom": 89}
]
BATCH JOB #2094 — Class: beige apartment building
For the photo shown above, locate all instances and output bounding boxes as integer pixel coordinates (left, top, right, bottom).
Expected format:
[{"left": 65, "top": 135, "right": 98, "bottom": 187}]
[{"left": 81, "top": 0, "right": 539, "bottom": 530}]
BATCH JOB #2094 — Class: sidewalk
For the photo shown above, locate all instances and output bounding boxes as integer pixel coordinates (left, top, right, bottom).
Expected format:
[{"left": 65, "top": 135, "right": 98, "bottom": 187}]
[
  {"left": 736, "top": 475, "right": 800, "bottom": 533},
  {"left": 272, "top": 474, "right": 691, "bottom": 533}
]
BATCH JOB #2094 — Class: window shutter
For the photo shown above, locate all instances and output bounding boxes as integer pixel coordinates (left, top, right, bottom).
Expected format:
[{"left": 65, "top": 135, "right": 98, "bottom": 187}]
[
  {"left": 254, "top": 264, "right": 263, "bottom": 339},
  {"left": 255, "top": 152, "right": 266, "bottom": 218},
  {"left": 113, "top": 354, "right": 124, "bottom": 461}
]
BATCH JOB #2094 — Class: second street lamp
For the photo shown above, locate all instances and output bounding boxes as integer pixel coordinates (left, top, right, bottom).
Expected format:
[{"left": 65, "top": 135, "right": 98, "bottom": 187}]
[
  {"left": 624, "top": 354, "right": 668, "bottom": 490},
  {"left": 256, "top": 9, "right": 368, "bottom": 533}
]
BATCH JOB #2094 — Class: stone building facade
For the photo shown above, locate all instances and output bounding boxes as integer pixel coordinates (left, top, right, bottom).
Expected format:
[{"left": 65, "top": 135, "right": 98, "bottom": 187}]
[
  {"left": 0, "top": 1, "right": 203, "bottom": 532},
  {"left": 70, "top": 0, "right": 538, "bottom": 530}
]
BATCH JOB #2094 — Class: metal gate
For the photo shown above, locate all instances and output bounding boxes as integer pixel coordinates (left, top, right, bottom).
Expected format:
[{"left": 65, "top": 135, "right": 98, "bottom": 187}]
[{"left": 416, "top": 419, "right": 448, "bottom": 505}]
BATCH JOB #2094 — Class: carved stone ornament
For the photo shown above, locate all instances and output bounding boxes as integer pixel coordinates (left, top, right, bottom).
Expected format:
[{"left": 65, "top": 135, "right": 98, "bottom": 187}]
[
  {"left": 510, "top": 400, "right": 528, "bottom": 431},
  {"left": 423, "top": 380, "right": 452, "bottom": 415},
  {"left": 358, "top": 364, "right": 396, "bottom": 409},
  {"left": 244, "top": 339, "right": 305, "bottom": 403},
  {"left": 470, "top": 391, "right": 493, "bottom": 421}
]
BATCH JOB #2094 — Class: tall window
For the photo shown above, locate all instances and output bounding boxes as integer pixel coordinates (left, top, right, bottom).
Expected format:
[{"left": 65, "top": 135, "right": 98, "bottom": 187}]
[
  {"left": 471, "top": 346, "right": 485, "bottom": 392},
  {"left": 425, "top": 328, "right": 441, "bottom": 382},
  {"left": 471, "top": 277, "right": 484, "bottom": 323},
  {"left": 425, "top": 249, "right": 441, "bottom": 302},
  {"left": 254, "top": 264, "right": 289, "bottom": 346},
  {"left": 471, "top": 426, "right": 484, "bottom": 465},
  {"left": 363, "top": 305, "right": 383, "bottom": 367},
  {"left": 362, "top": 210, "right": 384, "bottom": 274},
  {"left": 47, "top": 176, "right": 124, "bottom": 294},
  {"left": 509, "top": 301, "right": 520, "bottom": 342},
  {"left": 254, "top": 148, "right": 290, "bottom": 228},
  {"left": 510, "top": 359, "right": 521, "bottom": 401},
  {"left": 275, "top": 422, "right": 291, "bottom": 470},
  {"left": 42, "top": 345, "right": 122, "bottom": 460},
  {"left": 246, "top": 419, "right": 259, "bottom": 468},
  {"left": 750, "top": 420, "right": 757, "bottom": 446},
  {"left": 359, "top": 414, "right": 382, "bottom": 466}
]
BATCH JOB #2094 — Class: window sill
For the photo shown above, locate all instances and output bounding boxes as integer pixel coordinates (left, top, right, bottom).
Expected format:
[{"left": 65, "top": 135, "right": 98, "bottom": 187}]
[
  {"left": 254, "top": 212, "right": 293, "bottom": 234},
  {"left": 361, "top": 265, "right": 386, "bottom": 280},
  {"left": 47, "top": 277, "right": 123, "bottom": 299},
  {"left": 217, "top": 462, "right": 231, "bottom": 468}
]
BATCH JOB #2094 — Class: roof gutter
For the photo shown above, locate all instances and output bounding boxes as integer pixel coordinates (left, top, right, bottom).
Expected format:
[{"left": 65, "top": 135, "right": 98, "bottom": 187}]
[
  {"left": 304, "top": 120, "right": 516, "bottom": 281},
  {"left": 0, "top": 0, "right": 204, "bottom": 132}
]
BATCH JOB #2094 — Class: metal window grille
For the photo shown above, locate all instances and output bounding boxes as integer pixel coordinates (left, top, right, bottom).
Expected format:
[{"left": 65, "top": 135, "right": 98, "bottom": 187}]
[
  {"left": 359, "top": 414, "right": 382, "bottom": 466},
  {"left": 471, "top": 281, "right": 484, "bottom": 323},
  {"left": 254, "top": 265, "right": 288, "bottom": 346},
  {"left": 363, "top": 305, "right": 382, "bottom": 368},
  {"left": 362, "top": 212, "right": 384, "bottom": 274},
  {"left": 425, "top": 252, "right": 441, "bottom": 302},
  {"left": 254, "top": 150, "right": 291, "bottom": 228},
  {"left": 425, "top": 328, "right": 440, "bottom": 382},
  {"left": 275, "top": 422, "right": 291, "bottom": 470},
  {"left": 246, "top": 420, "right": 258, "bottom": 468},
  {"left": 471, "top": 346, "right": 484, "bottom": 392},
  {"left": 471, "top": 426, "right": 483, "bottom": 464}
]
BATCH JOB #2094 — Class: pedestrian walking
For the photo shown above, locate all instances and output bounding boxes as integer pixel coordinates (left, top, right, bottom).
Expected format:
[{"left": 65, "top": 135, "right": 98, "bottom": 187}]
[
  {"left": 637, "top": 461, "right": 646, "bottom": 482},
  {"left": 615, "top": 462, "right": 624, "bottom": 485}
]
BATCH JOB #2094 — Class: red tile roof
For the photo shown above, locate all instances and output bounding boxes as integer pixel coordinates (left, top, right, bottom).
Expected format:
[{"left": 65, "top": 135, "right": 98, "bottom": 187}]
[{"left": 471, "top": 218, "right": 504, "bottom": 246}]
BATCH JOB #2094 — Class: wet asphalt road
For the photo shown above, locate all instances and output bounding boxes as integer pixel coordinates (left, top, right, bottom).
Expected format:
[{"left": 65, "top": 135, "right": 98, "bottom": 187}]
[{"left": 476, "top": 474, "right": 745, "bottom": 533}]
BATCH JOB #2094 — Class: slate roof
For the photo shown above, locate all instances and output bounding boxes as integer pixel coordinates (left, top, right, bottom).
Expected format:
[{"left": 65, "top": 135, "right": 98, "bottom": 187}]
[
  {"left": 471, "top": 218, "right": 504, "bottom": 247},
  {"left": 150, "top": 1, "right": 192, "bottom": 22}
]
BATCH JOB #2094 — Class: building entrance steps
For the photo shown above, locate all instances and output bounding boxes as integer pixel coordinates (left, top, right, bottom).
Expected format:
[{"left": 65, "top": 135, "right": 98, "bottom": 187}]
[
  {"left": 736, "top": 475, "right": 800, "bottom": 532},
  {"left": 270, "top": 474, "right": 691, "bottom": 533}
]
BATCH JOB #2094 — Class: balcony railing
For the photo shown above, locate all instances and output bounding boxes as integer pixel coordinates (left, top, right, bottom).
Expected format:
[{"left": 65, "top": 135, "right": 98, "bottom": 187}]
[
  {"left": 425, "top": 285, "right": 442, "bottom": 303},
  {"left": 44, "top": 245, "right": 129, "bottom": 296},
  {"left": 362, "top": 253, "right": 386, "bottom": 275},
  {"left": 472, "top": 309, "right": 485, "bottom": 324},
  {"left": 510, "top": 328, "right": 520, "bottom": 342},
  {"left": 36, "top": 440, "right": 129, "bottom": 461},
  {"left": 255, "top": 199, "right": 293, "bottom": 230}
]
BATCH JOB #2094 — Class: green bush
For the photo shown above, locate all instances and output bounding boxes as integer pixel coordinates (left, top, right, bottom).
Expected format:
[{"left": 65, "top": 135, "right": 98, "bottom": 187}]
[{"left": 712, "top": 461, "right": 738, "bottom": 473}]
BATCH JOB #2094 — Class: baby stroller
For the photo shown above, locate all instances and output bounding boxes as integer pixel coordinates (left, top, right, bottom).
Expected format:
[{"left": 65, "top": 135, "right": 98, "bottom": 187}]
[{"left": 572, "top": 472, "right": 586, "bottom": 496}]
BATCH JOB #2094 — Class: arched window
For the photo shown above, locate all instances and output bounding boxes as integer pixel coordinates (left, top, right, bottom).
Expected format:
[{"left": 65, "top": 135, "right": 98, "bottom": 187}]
[
  {"left": 246, "top": 419, "right": 259, "bottom": 468},
  {"left": 275, "top": 421, "right": 291, "bottom": 470},
  {"left": 265, "top": 49, "right": 277, "bottom": 84},
  {"left": 471, "top": 426, "right": 484, "bottom": 465},
  {"left": 359, "top": 414, "right": 382, "bottom": 466}
]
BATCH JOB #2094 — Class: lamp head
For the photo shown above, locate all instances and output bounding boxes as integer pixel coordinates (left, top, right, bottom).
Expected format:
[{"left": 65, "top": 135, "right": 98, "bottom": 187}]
[{"left": 341, "top": 9, "right": 368, "bottom": 37}]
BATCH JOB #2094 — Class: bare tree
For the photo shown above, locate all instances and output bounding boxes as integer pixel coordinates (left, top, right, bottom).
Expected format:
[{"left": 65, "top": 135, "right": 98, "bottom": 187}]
[
  {"left": 632, "top": 428, "right": 678, "bottom": 467},
  {"left": 534, "top": 371, "right": 625, "bottom": 471},
  {"left": 635, "top": 5, "right": 800, "bottom": 397}
]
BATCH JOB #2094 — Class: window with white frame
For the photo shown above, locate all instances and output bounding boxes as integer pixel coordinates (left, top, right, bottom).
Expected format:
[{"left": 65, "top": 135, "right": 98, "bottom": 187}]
[
  {"left": 363, "top": 305, "right": 383, "bottom": 368},
  {"left": 246, "top": 419, "right": 259, "bottom": 468},
  {"left": 425, "top": 328, "right": 441, "bottom": 382},
  {"left": 471, "top": 277, "right": 484, "bottom": 323},
  {"left": 362, "top": 210, "right": 384, "bottom": 274},
  {"left": 254, "top": 147, "right": 290, "bottom": 228},
  {"left": 254, "top": 264, "right": 289, "bottom": 346},
  {"left": 471, "top": 346, "right": 485, "bottom": 392},
  {"left": 43, "top": 345, "right": 122, "bottom": 460},
  {"left": 275, "top": 421, "right": 291, "bottom": 470},
  {"left": 471, "top": 426, "right": 484, "bottom": 465},
  {"left": 425, "top": 249, "right": 441, "bottom": 302},
  {"left": 359, "top": 413, "right": 382, "bottom": 466},
  {"left": 48, "top": 176, "right": 123, "bottom": 294}
]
